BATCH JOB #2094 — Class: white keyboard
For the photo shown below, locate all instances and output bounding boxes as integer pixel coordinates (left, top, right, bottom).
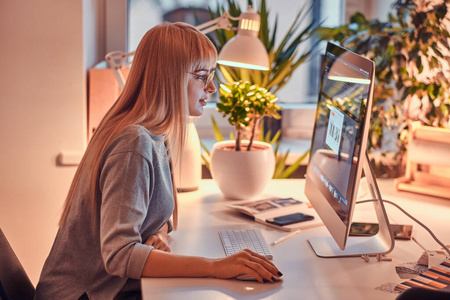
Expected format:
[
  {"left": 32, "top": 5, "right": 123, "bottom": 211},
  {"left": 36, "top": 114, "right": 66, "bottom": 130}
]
[{"left": 219, "top": 229, "right": 273, "bottom": 260}]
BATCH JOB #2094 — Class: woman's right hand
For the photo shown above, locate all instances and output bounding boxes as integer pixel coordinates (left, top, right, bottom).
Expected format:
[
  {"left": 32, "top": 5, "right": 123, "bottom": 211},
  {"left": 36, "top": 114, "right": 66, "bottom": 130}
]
[{"left": 211, "top": 249, "right": 282, "bottom": 283}]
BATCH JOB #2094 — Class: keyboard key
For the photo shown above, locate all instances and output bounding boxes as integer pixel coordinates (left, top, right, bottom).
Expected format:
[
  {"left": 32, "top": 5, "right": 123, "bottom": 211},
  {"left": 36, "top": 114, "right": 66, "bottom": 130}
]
[{"left": 219, "top": 229, "right": 273, "bottom": 260}]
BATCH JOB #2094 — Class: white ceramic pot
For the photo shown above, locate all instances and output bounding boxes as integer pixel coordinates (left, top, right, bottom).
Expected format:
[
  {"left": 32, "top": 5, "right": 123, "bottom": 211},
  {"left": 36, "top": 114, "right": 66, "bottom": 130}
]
[{"left": 210, "top": 140, "right": 275, "bottom": 200}]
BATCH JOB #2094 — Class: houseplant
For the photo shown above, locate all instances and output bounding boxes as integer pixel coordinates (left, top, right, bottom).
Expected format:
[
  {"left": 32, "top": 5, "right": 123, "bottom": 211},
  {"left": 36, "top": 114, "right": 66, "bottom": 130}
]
[
  {"left": 217, "top": 81, "right": 281, "bottom": 151},
  {"left": 201, "top": 116, "right": 310, "bottom": 180},
  {"left": 316, "top": 0, "right": 450, "bottom": 177},
  {"left": 209, "top": 81, "right": 281, "bottom": 199}
]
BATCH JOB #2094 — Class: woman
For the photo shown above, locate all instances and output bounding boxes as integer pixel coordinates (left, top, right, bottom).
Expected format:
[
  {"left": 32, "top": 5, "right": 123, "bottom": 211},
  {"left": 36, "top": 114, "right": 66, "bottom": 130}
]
[{"left": 35, "top": 22, "right": 281, "bottom": 300}]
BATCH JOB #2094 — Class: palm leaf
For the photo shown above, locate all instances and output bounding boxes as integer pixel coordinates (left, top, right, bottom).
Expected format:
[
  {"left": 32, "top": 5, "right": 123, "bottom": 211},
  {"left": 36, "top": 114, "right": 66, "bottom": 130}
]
[
  {"left": 273, "top": 4, "right": 306, "bottom": 59},
  {"left": 201, "top": 153, "right": 210, "bottom": 170},
  {"left": 273, "top": 139, "right": 281, "bottom": 156},
  {"left": 273, "top": 151, "right": 289, "bottom": 178},
  {"left": 200, "top": 140, "right": 210, "bottom": 156},
  {"left": 263, "top": 129, "right": 272, "bottom": 143},
  {"left": 269, "top": 130, "right": 281, "bottom": 145},
  {"left": 211, "top": 116, "right": 224, "bottom": 142},
  {"left": 266, "top": 57, "right": 296, "bottom": 90},
  {"left": 218, "top": 65, "right": 237, "bottom": 84},
  {"left": 278, "top": 149, "right": 309, "bottom": 179},
  {"left": 258, "top": 0, "right": 270, "bottom": 48},
  {"left": 258, "top": 119, "right": 265, "bottom": 141},
  {"left": 268, "top": 15, "right": 278, "bottom": 52}
]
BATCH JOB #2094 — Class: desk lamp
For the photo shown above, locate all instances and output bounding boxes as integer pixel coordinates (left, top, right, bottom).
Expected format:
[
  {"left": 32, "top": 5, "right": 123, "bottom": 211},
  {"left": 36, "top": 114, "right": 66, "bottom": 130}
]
[{"left": 105, "top": 6, "right": 270, "bottom": 90}]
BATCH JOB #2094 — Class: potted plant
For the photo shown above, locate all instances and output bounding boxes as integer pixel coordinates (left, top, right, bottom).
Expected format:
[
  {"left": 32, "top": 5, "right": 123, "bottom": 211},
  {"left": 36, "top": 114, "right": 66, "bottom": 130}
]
[
  {"left": 201, "top": 116, "right": 310, "bottom": 180},
  {"left": 217, "top": 81, "right": 281, "bottom": 151},
  {"left": 209, "top": 81, "right": 281, "bottom": 199},
  {"left": 200, "top": 0, "right": 315, "bottom": 191},
  {"left": 315, "top": 0, "right": 450, "bottom": 177}
]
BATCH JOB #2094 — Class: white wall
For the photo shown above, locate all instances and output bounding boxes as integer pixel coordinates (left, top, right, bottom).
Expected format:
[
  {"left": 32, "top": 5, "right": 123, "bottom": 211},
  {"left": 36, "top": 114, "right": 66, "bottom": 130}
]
[{"left": 0, "top": 0, "right": 104, "bottom": 285}]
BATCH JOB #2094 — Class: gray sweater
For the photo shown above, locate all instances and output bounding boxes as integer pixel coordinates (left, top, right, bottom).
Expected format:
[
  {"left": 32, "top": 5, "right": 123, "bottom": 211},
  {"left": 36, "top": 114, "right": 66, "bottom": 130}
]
[{"left": 35, "top": 125, "right": 174, "bottom": 300}]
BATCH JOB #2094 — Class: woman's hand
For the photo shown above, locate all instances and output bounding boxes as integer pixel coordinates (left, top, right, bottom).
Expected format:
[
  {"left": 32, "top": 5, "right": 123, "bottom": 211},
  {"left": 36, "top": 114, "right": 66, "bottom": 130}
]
[
  {"left": 211, "top": 249, "right": 282, "bottom": 283},
  {"left": 144, "top": 224, "right": 171, "bottom": 252}
]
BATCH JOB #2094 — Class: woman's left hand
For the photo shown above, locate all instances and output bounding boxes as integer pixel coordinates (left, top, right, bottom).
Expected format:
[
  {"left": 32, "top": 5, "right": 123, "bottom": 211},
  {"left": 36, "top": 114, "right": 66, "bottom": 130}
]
[
  {"left": 144, "top": 223, "right": 171, "bottom": 252},
  {"left": 144, "top": 233, "right": 171, "bottom": 252}
]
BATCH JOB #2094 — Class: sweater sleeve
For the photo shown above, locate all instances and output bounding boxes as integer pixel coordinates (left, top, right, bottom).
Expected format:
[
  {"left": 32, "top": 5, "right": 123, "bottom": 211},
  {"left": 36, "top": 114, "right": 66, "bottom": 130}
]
[{"left": 98, "top": 150, "right": 154, "bottom": 279}]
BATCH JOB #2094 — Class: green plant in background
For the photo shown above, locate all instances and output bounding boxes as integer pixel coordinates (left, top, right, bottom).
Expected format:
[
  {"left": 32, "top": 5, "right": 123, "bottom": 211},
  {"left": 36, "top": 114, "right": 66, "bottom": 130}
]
[
  {"left": 315, "top": 0, "right": 450, "bottom": 177},
  {"left": 209, "top": 0, "right": 320, "bottom": 92},
  {"left": 218, "top": 81, "right": 281, "bottom": 151}
]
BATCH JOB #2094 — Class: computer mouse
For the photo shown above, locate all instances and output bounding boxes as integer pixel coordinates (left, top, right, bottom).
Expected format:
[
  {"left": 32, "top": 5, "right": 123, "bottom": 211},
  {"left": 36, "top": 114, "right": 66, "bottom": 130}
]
[{"left": 235, "top": 274, "right": 283, "bottom": 282}]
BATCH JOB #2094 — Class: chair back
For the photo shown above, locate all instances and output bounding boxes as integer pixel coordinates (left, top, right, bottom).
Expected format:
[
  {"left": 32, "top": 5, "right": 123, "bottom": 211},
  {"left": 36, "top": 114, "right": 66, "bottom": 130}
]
[{"left": 0, "top": 229, "right": 35, "bottom": 300}]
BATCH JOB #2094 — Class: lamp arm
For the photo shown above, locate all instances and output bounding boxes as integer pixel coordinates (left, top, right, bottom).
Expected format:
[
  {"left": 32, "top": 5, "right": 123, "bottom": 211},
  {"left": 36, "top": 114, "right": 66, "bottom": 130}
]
[
  {"left": 105, "top": 51, "right": 135, "bottom": 90},
  {"left": 105, "top": 12, "right": 238, "bottom": 90},
  {"left": 196, "top": 13, "right": 234, "bottom": 34}
]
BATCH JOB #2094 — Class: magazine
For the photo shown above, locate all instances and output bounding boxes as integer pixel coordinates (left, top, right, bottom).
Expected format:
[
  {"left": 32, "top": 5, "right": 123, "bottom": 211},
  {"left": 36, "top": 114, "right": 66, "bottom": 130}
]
[
  {"left": 395, "top": 259, "right": 450, "bottom": 293},
  {"left": 227, "top": 197, "right": 323, "bottom": 232}
]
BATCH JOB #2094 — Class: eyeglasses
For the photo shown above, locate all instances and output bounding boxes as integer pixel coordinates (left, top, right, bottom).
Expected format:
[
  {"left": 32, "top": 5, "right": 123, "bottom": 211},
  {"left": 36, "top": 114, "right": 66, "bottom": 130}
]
[{"left": 190, "top": 71, "right": 215, "bottom": 89}]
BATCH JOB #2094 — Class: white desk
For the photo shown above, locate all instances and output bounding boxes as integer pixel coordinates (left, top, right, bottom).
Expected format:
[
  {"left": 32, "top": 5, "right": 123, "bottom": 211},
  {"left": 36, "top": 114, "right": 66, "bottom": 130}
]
[{"left": 141, "top": 179, "right": 450, "bottom": 300}]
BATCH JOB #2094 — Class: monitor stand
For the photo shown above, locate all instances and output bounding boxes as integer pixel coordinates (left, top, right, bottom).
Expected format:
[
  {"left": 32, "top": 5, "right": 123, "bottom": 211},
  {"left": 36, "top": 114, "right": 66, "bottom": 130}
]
[{"left": 308, "top": 152, "right": 395, "bottom": 258}]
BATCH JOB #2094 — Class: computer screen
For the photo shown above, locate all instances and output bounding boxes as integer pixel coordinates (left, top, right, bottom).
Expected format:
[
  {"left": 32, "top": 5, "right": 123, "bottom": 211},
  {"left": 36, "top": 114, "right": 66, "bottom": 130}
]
[{"left": 305, "top": 42, "right": 394, "bottom": 257}]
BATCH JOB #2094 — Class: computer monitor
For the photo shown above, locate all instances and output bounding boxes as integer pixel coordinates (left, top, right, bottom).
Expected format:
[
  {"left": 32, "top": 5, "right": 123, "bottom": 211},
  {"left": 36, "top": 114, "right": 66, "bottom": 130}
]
[{"left": 305, "top": 42, "right": 395, "bottom": 258}]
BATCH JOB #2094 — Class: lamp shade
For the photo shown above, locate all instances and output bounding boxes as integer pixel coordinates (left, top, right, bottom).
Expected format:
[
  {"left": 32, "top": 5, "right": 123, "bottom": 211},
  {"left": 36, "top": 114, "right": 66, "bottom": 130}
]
[
  {"left": 217, "top": 10, "right": 270, "bottom": 71},
  {"left": 218, "top": 35, "right": 270, "bottom": 70}
]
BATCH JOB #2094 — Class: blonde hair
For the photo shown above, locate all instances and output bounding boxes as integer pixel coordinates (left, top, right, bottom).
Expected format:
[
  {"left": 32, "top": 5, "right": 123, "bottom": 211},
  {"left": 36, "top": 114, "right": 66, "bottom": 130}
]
[{"left": 60, "top": 22, "right": 217, "bottom": 229}]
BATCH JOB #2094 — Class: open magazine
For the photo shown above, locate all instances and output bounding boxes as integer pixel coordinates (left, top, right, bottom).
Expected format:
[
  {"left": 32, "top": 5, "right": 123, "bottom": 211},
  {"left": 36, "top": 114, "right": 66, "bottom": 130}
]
[{"left": 227, "top": 197, "right": 323, "bottom": 232}]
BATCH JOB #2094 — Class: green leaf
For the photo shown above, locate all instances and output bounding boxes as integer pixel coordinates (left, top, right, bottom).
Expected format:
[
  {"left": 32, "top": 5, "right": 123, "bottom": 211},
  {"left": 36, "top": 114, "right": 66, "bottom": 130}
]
[
  {"left": 211, "top": 116, "right": 224, "bottom": 142},
  {"left": 273, "top": 4, "right": 306, "bottom": 59},
  {"left": 219, "top": 65, "right": 238, "bottom": 84},
  {"left": 266, "top": 57, "right": 296, "bottom": 91},
  {"left": 201, "top": 153, "right": 210, "bottom": 171},
  {"left": 264, "top": 129, "right": 272, "bottom": 143},
  {"left": 278, "top": 149, "right": 309, "bottom": 179},
  {"left": 273, "top": 151, "right": 289, "bottom": 178},
  {"left": 258, "top": 0, "right": 269, "bottom": 48},
  {"left": 350, "top": 12, "right": 368, "bottom": 25},
  {"left": 269, "top": 130, "right": 281, "bottom": 145},
  {"left": 273, "top": 139, "right": 281, "bottom": 157},
  {"left": 259, "top": 118, "right": 265, "bottom": 141},
  {"left": 200, "top": 140, "right": 210, "bottom": 156}
]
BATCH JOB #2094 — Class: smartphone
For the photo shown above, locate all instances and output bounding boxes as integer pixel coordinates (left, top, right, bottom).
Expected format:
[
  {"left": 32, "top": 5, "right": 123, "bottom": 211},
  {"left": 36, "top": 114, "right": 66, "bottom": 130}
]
[
  {"left": 349, "top": 222, "right": 413, "bottom": 240},
  {"left": 266, "top": 213, "right": 314, "bottom": 226}
]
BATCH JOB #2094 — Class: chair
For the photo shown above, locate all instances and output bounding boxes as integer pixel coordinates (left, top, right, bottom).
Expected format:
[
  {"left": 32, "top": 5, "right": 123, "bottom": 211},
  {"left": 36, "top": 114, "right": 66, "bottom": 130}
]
[
  {"left": 396, "top": 287, "right": 450, "bottom": 300},
  {"left": 0, "top": 228, "right": 35, "bottom": 300}
]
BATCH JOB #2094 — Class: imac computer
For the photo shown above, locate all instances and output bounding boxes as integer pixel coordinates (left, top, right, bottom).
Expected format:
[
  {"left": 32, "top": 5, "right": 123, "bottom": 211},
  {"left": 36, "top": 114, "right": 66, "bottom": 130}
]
[{"left": 305, "top": 42, "right": 395, "bottom": 258}]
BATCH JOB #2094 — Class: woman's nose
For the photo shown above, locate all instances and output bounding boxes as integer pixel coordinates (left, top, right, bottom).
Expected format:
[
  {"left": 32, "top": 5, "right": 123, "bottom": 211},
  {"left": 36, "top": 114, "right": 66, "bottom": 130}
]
[{"left": 205, "top": 80, "right": 216, "bottom": 94}]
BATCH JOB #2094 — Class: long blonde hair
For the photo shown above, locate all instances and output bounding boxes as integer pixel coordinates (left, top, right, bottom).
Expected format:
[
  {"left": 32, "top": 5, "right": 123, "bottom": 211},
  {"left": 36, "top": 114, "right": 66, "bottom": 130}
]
[{"left": 60, "top": 23, "right": 217, "bottom": 228}]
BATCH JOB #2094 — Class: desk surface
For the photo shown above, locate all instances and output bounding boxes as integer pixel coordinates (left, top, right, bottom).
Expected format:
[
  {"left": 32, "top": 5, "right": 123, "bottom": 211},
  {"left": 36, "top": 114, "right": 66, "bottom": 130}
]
[{"left": 141, "top": 179, "right": 450, "bottom": 300}]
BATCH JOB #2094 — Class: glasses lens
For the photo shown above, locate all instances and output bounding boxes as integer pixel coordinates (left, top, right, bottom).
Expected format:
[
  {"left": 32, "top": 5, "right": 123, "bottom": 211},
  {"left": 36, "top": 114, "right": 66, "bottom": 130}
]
[{"left": 205, "top": 71, "right": 215, "bottom": 88}]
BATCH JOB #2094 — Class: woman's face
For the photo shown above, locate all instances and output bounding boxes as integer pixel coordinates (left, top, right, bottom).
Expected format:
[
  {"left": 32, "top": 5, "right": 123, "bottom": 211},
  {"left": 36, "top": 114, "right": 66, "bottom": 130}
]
[{"left": 187, "top": 67, "right": 216, "bottom": 117}]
